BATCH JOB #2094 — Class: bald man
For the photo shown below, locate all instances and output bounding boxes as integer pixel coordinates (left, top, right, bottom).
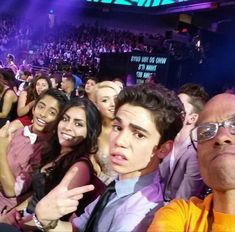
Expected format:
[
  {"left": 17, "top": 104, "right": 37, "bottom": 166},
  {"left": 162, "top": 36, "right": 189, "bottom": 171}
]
[{"left": 149, "top": 93, "right": 235, "bottom": 231}]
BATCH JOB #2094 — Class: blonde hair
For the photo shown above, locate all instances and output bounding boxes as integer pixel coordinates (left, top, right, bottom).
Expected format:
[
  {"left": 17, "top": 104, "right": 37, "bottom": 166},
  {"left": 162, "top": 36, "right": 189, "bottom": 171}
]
[{"left": 90, "top": 81, "right": 121, "bottom": 103}]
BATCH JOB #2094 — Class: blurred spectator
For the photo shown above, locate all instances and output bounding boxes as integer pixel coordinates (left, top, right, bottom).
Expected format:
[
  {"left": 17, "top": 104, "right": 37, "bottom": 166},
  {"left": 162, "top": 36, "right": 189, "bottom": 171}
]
[
  {"left": 160, "top": 83, "right": 209, "bottom": 202},
  {"left": 0, "top": 68, "right": 18, "bottom": 128},
  {"left": 60, "top": 72, "right": 77, "bottom": 100},
  {"left": 84, "top": 76, "right": 98, "bottom": 100},
  {"left": 113, "top": 78, "right": 124, "bottom": 90},
  {"left": 6, "top": 54, "right": 18, "bottom": 75}
]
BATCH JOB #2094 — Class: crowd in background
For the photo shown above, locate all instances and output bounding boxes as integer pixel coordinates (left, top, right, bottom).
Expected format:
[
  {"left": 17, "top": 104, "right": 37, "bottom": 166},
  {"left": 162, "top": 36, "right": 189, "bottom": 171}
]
[
  {"left": 0, "top": 14, "right": 166, "bottom": 75},
  {"left": 0, "top": 10, "right": 235, "bottom": 232}
]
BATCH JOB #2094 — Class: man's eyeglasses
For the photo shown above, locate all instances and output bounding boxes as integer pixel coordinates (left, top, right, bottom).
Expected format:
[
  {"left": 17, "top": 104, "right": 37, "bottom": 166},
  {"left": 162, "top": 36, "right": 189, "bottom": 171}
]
[{"left": 190, "top": 116, "right": 235, "bottom": 150}]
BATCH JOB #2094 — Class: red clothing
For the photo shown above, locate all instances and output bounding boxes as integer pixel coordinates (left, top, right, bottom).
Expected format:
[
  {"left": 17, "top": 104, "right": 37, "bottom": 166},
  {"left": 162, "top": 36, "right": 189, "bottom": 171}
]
[
  {"left": 0, "top": 126, "right": 49, "bottom": 211},
  {"left": 17, "top": 115, "right": 32, "bottom": 126}
]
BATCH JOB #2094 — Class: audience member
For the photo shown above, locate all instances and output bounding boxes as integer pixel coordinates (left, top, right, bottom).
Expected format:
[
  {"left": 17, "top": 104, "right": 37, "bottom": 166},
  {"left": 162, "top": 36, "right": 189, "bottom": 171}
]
[
  {"left": 49, "top": 73, "right": 62, "bottom": 89},
  {"left": 113, "top": 78, "right": 124, "bottom": 91},
  {"left": 84, "top": 76, "right": 98, "bottom": 100},
  {"left": 6, "top": 54, "right": 18, "bottom": 75},
  {"left": 60, "top": 72, "right": 77, "bottom": 100},
  {"left": 0, "top": 68, "right": 18, "bottom": 128},
  {"left": 160, "top": 83, "right": 209, "bottom": 201},
  {"left": 90, "top": 81, "right": 121, "bottom": 184},
  {"left": 17, "top": 75, "right": 51, "bottom": 117},
  {"left": 0, "top": 89, "right": 67, "bottom": 212},
  {"left": 14, "top": 76, "right": 52, "bottom": 130},
  {"left": 14, "top": 98, "right": 104, "bottom": 230},
  {"left": 149, "top": 93, "right": 235, "bottom": 231},
  {"left": 16, "top": 71, "right": 33, "bottom": 96},
  {"left": 31, "top": 83, "right": 184, "bottom": 232}
]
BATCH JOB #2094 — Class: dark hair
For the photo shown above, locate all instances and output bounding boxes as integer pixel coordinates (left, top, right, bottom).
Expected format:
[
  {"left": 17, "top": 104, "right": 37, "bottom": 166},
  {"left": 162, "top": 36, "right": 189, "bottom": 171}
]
[
  {"left": 85, "top": 76, "right": 98, "bottom": 84},
  {"left": 115, "top": 83, "right": 185, "bottom": 146},
  {"left": 33, "top": 88, "right": 67, "bottom": 131},
  {"left": 0, "top": 68, "right": 16, "bottom": 89},
  {"left": 40, "top": 98, "right": 102, "bottom": 169},
  {"left": 62, "top": 72, "right": 75, "bottom": 84},
  {"left": 50, "top": 72, "right": 62, "bottom": 88},
  {"left": 34, "top": 88, "right": 68, "bottom": 111},
  {"left": 25, "top": 75, "right": 52, "bottom": 103},
  {"left": 23, "top": 70, "right": 31, "bottom": 77},
  {"left": 7, "top": 54, "right": 15, "bottom": 61},
  {"left": 178, "top": 83, "right": 209, "bottom": 113}
]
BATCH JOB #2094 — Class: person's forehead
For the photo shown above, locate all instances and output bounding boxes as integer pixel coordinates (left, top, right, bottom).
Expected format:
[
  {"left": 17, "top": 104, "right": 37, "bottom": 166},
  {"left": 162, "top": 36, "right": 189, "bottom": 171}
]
[
  {"left": 38, "top": 95, "right": 59, "bottom": 107},
  {"left": 65, "top": 106, "right": 86, "bottom": 120},
  {"left": 97, "top": 87, "right": 117, "bottom": 96},
  {"left": 198, "top": 93, "right": 235, "bottom": 123},
  {"left": 37, "top": 79, "right": 47, "bottom": 84},
  {"left": 116, "top": 104, "right": 156, "bottom": 128},
  {"left": 87, "top": 79, "right": 95, "bottom": 84}
]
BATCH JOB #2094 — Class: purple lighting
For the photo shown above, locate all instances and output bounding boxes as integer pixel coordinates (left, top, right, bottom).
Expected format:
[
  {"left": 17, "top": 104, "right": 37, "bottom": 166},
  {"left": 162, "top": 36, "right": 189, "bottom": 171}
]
[{"left": 159, "top": 2, "right": 214, "bottom": 14}]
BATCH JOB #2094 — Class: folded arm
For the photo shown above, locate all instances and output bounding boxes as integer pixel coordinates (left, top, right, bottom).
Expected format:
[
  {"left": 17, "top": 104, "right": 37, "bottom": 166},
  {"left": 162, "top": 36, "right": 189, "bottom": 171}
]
[{"left": 17, "top": 91, "right": 34, "bottom": 117}]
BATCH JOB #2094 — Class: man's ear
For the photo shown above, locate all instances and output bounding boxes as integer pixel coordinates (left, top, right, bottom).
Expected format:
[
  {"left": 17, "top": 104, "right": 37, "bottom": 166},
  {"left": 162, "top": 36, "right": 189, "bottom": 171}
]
[
  {"left": 155, "top": 140, "right": 174, "bottom": 160},
  {"left": 188, "top": 113, "right": 199, "bottom": 125}
]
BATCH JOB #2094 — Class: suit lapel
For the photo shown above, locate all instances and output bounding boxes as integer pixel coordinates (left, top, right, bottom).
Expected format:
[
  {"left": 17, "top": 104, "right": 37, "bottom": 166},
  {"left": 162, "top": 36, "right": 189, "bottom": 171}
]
[{"left": 166, "top": 140, "right": 191, "bottom": 185}]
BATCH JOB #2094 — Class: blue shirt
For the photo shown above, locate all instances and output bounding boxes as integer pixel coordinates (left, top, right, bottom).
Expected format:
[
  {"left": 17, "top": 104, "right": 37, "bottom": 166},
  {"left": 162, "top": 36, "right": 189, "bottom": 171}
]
[{"left": 73, "top": 170, "right": 163, "bottom": 232}]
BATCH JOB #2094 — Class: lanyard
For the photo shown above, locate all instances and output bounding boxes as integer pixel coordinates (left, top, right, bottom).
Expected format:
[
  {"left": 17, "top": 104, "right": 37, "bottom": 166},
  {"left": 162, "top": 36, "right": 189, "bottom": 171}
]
[{"left": 207, "top": 201, "right": 214, "bottom": 232}]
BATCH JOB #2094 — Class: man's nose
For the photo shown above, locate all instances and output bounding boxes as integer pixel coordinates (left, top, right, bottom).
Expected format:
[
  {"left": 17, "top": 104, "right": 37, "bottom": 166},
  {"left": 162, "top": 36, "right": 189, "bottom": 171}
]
[
  {"left": 115, "top": 130, "right": 129, "bottom": 148},
  {"left": 214, "top": 127, "right": 233, "bottom": 146}
]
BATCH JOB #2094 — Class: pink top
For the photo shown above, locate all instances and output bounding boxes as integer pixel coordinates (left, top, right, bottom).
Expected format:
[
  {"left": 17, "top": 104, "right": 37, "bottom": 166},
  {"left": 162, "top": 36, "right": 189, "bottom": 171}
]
[{"left": 0, "top": 126, "right": 50, "bottom": 211}]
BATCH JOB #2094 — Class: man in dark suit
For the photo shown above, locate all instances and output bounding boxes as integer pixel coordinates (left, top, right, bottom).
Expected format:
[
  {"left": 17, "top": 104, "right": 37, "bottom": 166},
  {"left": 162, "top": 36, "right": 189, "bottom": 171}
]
[{"left": 160, "top": 83, "right": 209, "bottom": 202}]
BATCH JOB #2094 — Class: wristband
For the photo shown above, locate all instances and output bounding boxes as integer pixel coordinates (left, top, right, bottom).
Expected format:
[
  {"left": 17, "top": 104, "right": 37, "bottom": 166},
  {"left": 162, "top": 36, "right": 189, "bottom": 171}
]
[{"left": 32, "top": 213, "right": 58, "bottom": 231}]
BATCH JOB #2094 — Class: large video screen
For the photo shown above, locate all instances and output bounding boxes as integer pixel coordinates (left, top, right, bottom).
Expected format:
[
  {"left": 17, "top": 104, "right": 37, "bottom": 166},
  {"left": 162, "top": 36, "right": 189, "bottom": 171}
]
[
  {"left": 86, "top": 0, "right": 192, "bottom": 7},
  {"left": 98, "top": 52, "right": 169, "bottom": 85}
]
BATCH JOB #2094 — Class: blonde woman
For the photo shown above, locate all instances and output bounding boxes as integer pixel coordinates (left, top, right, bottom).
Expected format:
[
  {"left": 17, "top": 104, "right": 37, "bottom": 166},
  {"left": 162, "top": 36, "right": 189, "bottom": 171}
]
[{"left": 91, "top": 81, "right": 121, "bottom": 185}]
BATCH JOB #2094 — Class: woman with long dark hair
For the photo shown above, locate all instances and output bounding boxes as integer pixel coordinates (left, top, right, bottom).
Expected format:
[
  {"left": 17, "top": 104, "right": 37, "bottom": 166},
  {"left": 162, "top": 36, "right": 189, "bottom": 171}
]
[
  {"left": 18, "top": 98, "right": 104, "bottom": 227},
  {"left": 17, "top": 75, "right": 52, "bottom": 123}
]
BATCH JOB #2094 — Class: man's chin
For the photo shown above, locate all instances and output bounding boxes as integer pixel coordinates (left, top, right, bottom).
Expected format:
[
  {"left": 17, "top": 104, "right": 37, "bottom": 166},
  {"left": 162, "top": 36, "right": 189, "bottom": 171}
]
[{"left": 32, "top": 126, "right": 45, "bottom": 134}]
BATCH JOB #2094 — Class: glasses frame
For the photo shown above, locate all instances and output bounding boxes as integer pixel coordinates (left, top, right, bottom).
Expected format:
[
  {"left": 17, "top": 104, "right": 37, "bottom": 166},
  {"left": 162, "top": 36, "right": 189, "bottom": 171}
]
[{"left": 190, "top": 116, "right": 235, "bottom": 151}]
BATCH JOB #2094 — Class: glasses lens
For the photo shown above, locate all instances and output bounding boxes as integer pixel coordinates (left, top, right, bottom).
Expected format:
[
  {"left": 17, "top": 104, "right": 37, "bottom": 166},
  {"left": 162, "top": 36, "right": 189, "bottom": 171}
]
[
  {"left": 227, "top": 117, "right": 235, "bottom": 134},
  {"left": 197, "top": 123, "right": 217, "bottom": 142}
]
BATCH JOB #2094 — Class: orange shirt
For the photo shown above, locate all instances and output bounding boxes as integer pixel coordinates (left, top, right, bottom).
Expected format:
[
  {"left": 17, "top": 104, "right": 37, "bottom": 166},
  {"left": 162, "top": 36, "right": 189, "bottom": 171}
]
[{"left": 148, "top": 194, "right": 235, "bottom": 232}]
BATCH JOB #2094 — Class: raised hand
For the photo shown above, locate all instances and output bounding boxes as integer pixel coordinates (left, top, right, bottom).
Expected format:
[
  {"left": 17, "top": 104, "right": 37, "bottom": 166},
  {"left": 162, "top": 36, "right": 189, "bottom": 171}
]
[
  {"left": 35, "top": 167, "right": 94, "bottom": 223},
  {"left": 0, "top": 120, "right": 17, "bottom": 142}
]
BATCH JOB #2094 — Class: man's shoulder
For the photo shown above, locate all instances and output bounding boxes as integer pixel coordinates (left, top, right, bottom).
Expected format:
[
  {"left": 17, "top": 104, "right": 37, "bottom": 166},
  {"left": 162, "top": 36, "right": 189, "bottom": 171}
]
[
  {"left": 120, "top": 179, "right": 163, "bottom": 212},
  {"left": 178, "top": 142, "right": 197, "bottom": 159},
  {"left": 148, "top": 194, "right": 213, "bottom": 231},
  {"left": 160, "top": 194, "right": 213, "bottom": 213}
]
